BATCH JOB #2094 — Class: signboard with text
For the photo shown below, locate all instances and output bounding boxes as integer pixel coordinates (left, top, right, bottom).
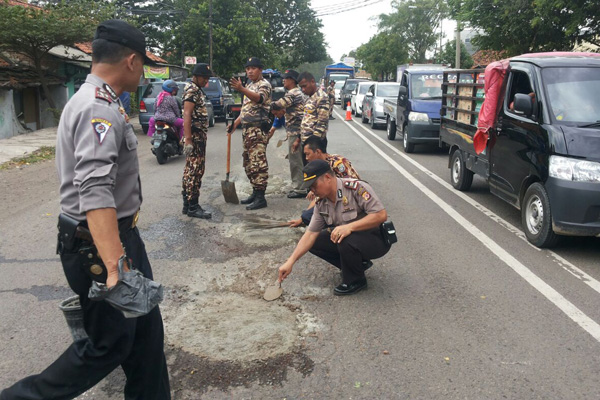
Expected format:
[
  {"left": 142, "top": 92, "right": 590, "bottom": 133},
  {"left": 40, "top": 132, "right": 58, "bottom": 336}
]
[
  {"left": 144, "top": 66, "right": 170, "bottom": 79},
  {"left": 185, "top": 56, "right": 197, "bottom": 65}
]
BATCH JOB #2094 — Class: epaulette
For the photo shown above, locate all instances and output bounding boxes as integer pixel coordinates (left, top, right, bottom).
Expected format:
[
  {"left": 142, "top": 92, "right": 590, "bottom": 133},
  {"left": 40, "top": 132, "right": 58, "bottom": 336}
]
[
  {"left": 343, "top": 180, "right": 359, "bottom": 190},
  {"left": 95, "top": 87, "right": 113, "bottom": 103}
]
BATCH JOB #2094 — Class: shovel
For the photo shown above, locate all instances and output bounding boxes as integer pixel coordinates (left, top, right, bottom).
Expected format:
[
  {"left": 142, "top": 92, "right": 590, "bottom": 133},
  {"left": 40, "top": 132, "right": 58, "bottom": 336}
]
[
  {"left": 263, "top": 280, "right": 283, "bottom": 301},
  {"left": 221, "top": 132, "right": 239, "bottom": 204}
]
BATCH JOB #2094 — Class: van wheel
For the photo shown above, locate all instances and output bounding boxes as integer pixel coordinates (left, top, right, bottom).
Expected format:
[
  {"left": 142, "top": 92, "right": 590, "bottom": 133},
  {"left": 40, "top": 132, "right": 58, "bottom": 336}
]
[
  {"left": 450, "top": 150, "right": 473, "bottom": 191},
  {"left": 370, "top": 114, "right": 377, "bottom": 129},
  {"left": 522, "top": 183, "right": 560, "bottom": 248},
  {"left": 387, "top": 118, "right": 396, "bottom": 140},
  {"left": 209, "top": 114, "right": 215, "bottom": 127},
  {"left": 361, "top": 110, "right": 368, "bottom": 123},
  {"left": 402, "top": 125, "right": 415, "bottom": 153}
]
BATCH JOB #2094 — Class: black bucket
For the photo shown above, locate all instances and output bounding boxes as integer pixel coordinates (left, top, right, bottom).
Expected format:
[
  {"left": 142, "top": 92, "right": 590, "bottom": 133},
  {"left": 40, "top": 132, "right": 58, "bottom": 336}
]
[{"left": 59, "top": 295, "right": 88, "bottom": 341}]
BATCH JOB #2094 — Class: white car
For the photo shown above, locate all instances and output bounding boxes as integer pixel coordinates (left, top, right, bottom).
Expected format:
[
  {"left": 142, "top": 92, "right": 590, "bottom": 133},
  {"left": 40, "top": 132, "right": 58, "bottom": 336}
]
[
  {"left": 334, "top": 81, "right": 345, "bottom": 104},
  {"left": 351, "top": 81, "right": 372, "bottom": 117}
]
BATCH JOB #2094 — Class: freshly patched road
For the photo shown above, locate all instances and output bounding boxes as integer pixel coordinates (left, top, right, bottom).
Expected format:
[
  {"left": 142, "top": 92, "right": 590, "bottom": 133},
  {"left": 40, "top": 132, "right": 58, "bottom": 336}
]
[{"left": 0, "top": 107, "right": 598, "bottom": 399}]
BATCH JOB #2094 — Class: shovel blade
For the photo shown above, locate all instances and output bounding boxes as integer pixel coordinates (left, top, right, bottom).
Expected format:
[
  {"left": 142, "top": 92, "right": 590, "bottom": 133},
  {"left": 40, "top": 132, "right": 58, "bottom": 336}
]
[{"left": 221, "top": 180, "right": 239, "bottom": 204}]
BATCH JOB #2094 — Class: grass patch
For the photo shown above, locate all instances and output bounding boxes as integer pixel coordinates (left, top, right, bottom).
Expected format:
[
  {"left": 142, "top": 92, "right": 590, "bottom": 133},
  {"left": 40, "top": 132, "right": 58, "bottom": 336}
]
[{"left": 0, "top": 146, "right": 56, "bottom": 170}]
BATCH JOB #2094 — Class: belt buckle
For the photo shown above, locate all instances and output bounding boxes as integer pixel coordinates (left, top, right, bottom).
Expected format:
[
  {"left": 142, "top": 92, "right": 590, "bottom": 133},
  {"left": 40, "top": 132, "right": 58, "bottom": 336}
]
[{"left": 132, "top": 210, "right": 139, "bottom": 229}]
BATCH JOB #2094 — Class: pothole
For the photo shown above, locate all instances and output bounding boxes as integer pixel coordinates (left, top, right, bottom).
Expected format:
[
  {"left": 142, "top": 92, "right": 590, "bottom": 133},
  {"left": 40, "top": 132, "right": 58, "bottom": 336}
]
[{"left": 165, "top": 293, "right": 315, "bottom": 362}]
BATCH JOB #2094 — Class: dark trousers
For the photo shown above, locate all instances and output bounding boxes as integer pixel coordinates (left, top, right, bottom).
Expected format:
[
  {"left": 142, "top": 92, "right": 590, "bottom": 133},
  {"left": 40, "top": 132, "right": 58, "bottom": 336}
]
[
  {"left": 309, "top": 227, "right": 390, "bottom": 284},
  {"left": 1, "top": 228, "right": 171, "bottom": 400}
]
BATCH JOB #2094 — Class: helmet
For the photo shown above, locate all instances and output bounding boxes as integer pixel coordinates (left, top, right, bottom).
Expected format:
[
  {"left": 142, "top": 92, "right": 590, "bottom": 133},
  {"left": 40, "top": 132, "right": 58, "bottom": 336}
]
[{"left": 162, "top": 80, "right": 178, "bottom": 93}]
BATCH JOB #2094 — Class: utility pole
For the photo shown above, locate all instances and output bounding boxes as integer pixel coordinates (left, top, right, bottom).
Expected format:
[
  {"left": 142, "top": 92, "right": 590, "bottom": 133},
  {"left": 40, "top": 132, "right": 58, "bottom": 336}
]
[
  {"left": 209, "top": 0, "right": 213, "bottom": 69},
  {"left": 455, "top": 20, "right": 461, "bottom": 69}
]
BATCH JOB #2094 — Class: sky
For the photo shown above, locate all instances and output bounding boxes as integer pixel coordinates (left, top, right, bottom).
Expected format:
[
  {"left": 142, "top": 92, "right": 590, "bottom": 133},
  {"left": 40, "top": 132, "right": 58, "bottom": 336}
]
[
  {"left": 313, "top": 0, "right": 459, "bottom": 63},
  {"left": 314, "top": 0, "right": 394, "bottom": 63}
]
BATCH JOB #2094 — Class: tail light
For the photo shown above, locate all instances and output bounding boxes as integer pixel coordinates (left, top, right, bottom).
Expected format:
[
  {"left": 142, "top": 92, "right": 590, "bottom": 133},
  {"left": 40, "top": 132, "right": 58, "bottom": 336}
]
[{"left": 140, "top": 100, "right": 147, "bottom": 113}]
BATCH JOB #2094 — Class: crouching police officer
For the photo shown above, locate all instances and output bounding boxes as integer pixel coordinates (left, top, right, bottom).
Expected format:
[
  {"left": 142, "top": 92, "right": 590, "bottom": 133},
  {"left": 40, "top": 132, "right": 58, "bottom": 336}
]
[
  {"left": 278, "top": 160, "right": 391, "bottom": 295},
  {"left": 1, "top": 20, "right": 170, "bottom": 399}
]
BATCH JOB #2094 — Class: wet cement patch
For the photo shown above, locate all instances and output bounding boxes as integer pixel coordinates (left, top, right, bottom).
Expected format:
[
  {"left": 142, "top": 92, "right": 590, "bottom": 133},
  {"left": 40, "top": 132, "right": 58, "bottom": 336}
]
[{"left": 167, "top": 347, "right": 314, "bottom": 396}]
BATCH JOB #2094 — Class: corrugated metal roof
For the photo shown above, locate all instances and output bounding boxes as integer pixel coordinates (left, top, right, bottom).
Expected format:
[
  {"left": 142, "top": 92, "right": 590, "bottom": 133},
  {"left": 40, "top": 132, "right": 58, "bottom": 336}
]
[{"left": 74, "top": 42, "right": 168, "bottom": 64}]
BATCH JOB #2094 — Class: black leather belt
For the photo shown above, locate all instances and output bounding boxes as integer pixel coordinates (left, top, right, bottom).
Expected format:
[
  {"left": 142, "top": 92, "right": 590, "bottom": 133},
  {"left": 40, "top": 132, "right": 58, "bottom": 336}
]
[
  {"left": 241, "top": 122, "right": 262, "bottom": 128},
  {"left": 118, "top": 210, "right": 139, "bottom": 234}
]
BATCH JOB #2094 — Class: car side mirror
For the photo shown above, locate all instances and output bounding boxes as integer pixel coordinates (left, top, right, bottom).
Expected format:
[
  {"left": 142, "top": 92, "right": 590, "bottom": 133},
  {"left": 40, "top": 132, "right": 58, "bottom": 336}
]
[
  {"left": 398, "top": 86, "right": 407, "bottom": 96},
  {"left": 513, "top": 93, "right": 533, "bottom": 117}
]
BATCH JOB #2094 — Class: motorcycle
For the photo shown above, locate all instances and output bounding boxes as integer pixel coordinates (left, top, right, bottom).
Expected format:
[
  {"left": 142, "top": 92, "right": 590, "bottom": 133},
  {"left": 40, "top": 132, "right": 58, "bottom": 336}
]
[{"left": 150, "top": 120, "right": 182, "bottom": 164}]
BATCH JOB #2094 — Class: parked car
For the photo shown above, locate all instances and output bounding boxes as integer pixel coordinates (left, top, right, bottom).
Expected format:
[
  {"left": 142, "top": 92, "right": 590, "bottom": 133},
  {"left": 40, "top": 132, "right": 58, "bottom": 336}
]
[
  {"left": 203, "top": 77, "right": 234, "bottom": 119},
  {"left": 351, "top": 81, "right": 372, "bottom": 117},
  {"left": 139, "top": 81, "right": 214, "bottom": 135},
  {"left": 340, "top": 78, "right": 369, "bottom": 109},
  {"left": 361, "top": 82, "right": 400, "bottom": 129}
]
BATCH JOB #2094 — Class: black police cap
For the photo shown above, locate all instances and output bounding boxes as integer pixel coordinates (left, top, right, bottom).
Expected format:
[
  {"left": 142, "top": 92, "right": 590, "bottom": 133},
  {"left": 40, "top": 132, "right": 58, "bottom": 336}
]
[
  {"left": 244, "top": 57, "right": 264, "bottom": 68},
  {"left": 282, "top": 69, "right": 299, "bottom": 82},
  {"left": 94, "top": 19, "right": 156, "bottom": 65},
  {"left": 192, "top": 63, "right": 213, "bottom": 77},
  {"left": 300, "top": 159, "right": 332, "bottom": 190}
]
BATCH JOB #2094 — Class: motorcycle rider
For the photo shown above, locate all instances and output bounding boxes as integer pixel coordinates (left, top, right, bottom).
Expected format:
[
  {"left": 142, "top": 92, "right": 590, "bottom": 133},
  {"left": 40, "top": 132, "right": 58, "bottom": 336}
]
[{"left": 147, "top": 80, "right": 184, "bottom": 140}]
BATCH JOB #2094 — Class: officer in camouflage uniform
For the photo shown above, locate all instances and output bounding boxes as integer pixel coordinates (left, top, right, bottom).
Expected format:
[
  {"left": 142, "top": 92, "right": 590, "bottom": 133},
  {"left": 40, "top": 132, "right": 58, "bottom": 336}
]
[
  {"left": 327, "top": 80, "right": 336, "bottom": 120},
  {"left": 181, "top": 63, "right": 213, "bottom": 219},
  {"left": 270, "top": 69, "right": 307, "bottom": 199},
  {"left": 229, "top": 57, "right": 272, "bottom": 210},
  {"left": 294, "top": 72, "right": 330, "bottom": 164}
]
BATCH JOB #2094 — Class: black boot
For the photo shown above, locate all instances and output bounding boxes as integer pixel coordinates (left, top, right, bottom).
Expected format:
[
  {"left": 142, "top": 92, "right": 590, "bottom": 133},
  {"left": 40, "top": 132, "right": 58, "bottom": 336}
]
[
  {"left": 182, "top": 192, "right": 189, "bottom": 215},
  {"left": 246, "top": 190, "right": 267, "bottom": 210},
  {"left": 240, "top": 189, "right": 257, "bottom": 205},
  {"left": 187, "top": 198, "right": 212, "bottom": 219}
]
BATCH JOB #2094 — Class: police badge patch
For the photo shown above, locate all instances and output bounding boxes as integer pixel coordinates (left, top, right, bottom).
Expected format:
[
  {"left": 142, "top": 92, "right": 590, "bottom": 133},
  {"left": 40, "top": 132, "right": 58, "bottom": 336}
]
[{"left": 91, "top": 118, "right": 112, "bottom": 144}]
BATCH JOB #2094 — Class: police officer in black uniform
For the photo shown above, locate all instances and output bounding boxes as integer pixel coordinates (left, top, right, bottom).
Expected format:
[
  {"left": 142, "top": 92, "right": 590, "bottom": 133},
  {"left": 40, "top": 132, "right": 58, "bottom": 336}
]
[{"left": 1, "top": 20, "right": 171, "bottom": 400}]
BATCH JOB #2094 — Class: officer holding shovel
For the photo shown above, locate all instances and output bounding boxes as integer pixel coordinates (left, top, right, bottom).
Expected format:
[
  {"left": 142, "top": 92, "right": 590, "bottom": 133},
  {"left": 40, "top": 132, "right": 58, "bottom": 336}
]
[{"left": 1, "top": 20, "right": 170, "bottom": 399}]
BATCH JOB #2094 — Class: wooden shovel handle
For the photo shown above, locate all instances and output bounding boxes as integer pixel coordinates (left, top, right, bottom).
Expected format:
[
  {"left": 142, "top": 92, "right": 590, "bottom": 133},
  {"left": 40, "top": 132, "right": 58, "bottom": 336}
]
[{"left": 226, "top": 132, "right": 232, "bottom": 174}]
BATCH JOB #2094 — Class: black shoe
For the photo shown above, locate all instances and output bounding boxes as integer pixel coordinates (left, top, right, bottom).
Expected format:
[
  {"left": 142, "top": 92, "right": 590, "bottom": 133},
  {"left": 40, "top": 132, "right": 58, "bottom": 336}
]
[
  {"left": 182, "top": 193, "right": 189, "bottom": 215},
  {"left": 363, "top": 260, "right": 373, "bottom": 270},
  {"left": 240, "top": 190, "right": 257, "bottom": 205},
  {"left": 334, "top": 278, "right": 367, "bottom": 296},
  {"left": 187, "top": 204, "right": 212, "bottom": 219},
  {"left": 246, "top": 190, "right": 267, "bottom": 210},
  {"left": 329, "top": 116, "right": 336, "bottom": 120},
  {"left": 287, "top": 190, "right": 307, "bottom": 199}
]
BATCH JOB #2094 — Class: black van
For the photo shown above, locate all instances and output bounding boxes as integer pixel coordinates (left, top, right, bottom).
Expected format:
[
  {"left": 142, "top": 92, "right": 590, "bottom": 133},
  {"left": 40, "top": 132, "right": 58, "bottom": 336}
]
[
  {"left": 440, "top": 53, "right": 600, "bottom": 247},
  {"left": 204, "top": 77, "right": 234, "bottom": 119}
]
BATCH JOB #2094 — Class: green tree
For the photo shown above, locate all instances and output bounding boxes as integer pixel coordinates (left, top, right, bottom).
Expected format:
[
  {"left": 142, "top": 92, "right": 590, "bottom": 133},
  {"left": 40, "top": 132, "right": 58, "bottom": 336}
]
[
  {"left": 0, "top": 0, "right": 115, "bottom": 109},
  {"left": 449, "top": 0, "right": 599, "bottom": 55},
  {"left": 379, "top": 0, "right": 448, "bottom": 63},
  {"left": 356, "top": 32, "right": 408, "bottom": 81},
  {"left": 435, "top": 40, "right": 473, "bottom": 68}
]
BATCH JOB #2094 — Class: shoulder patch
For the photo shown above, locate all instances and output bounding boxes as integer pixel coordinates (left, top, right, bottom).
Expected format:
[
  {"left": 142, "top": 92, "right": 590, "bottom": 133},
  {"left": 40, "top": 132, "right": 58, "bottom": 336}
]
[
  {"left": 344, "top": 180, "right": 359, "bottom": 190},
  {"left": 91, "top": 118, "right": 112, "bottom": 144},
  {"left": 95, "top": 87, "right": 112, "bottom": 103}
]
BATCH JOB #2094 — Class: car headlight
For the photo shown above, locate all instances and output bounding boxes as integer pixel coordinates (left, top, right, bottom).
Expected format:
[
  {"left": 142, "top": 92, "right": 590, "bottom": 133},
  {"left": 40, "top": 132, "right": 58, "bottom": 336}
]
[
  {"left": 408, "top": 112, "right": 429, "bottom": 122},
  {"left": 549, "top": 155, "right": 600, "bottom": 183}
]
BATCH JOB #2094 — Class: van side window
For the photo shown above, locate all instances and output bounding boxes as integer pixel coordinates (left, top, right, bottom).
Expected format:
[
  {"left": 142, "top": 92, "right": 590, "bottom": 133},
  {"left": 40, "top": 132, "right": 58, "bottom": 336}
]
[
  {"left": 401, "top": 73, "right": 408, "bottom": 87},
  {"left": 507, "top": 70, "right": 537, "bottom": 117}
]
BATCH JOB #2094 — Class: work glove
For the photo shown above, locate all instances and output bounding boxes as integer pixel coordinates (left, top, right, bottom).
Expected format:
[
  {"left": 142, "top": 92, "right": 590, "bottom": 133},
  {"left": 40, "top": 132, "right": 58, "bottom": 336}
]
[{"left": 183, "top": 144, "right": 194, "bottom": 156}]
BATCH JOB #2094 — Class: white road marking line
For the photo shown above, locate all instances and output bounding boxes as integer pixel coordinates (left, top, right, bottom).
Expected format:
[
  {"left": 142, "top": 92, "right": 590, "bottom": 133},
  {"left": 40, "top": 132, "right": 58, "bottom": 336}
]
[
  {"left": 335, "top": 109, "right": 600, "bottom": 297},
  {"left": 333, "top": 110, "right": 600, "bottom": 343}
]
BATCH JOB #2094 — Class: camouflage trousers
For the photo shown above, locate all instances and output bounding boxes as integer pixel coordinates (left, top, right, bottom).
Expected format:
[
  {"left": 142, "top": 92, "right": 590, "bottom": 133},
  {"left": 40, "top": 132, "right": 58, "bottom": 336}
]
[
  {"left": 182, "top": 130, "right": 207, "bottom": 202},
  {"left": 242, "top": 126, "right": 268, "bottom": 191}
]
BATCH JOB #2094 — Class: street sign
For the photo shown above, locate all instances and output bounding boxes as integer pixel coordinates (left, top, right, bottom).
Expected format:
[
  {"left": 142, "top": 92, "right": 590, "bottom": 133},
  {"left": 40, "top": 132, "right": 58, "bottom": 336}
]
[
  {"left": 185, "top": 56, "right": 197, "bottom": 65},
  {"left": 343, "top": 57, "right": 356, "bottom": 67}
]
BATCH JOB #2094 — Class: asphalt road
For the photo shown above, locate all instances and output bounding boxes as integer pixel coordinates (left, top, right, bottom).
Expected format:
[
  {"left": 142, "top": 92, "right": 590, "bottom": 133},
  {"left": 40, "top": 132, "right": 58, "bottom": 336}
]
[{"left": 0, "top": 106, "right": 599, "bottom": 399}]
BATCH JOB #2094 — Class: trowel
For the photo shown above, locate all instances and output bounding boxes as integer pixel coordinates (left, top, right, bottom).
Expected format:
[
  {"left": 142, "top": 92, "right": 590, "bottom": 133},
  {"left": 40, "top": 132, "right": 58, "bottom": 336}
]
[{"left": 263, "top": 280, "right": 283, "bottom": 301}]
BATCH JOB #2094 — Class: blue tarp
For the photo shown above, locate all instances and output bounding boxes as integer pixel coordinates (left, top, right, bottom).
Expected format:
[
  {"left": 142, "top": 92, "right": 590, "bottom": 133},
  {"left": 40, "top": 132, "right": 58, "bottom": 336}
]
[{"left": 325, "top": 63, "right": 353, "bottom": 71}]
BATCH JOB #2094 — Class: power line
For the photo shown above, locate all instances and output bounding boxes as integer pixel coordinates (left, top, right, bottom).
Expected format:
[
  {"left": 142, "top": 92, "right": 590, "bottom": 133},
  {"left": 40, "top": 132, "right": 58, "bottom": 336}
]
[{"left": 314, "top": 0, "right": 384, "bottom": 17}]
